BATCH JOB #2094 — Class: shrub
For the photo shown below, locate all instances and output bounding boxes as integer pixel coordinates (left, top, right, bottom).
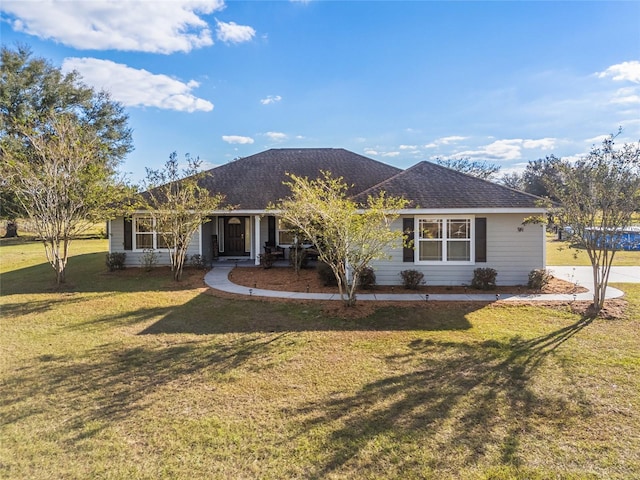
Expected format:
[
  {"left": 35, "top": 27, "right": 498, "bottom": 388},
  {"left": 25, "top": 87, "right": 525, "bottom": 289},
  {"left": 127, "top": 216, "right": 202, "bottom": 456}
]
[
  {"left": 289, "top": 247, "right": 309, "bottom": 272},
  {"left": 471, "top": 267, "right": 497, "bottom": 290},
  {"left": 528, "top": 268, "right": 552, "bottom": 290},
  {"left": 358, "top": 266, "right": 376, "bottom": 290},
  {"left": 189, "top": 254, "right": 207, "bottom": 270},
  {"left": 399, "top": 269, "right": 425, "bottom": 290},
  {"left": 259, "top": 252, "right": 276, "bottom": 269},
  {"left": 140, "top": 249, "right": 158, "bottom": 271},
  {"left": 317, "top": 262, "right": 338, "bottom": 286},
  {"left": 105, "top": 252, "right": 126, "bottom": 271}
]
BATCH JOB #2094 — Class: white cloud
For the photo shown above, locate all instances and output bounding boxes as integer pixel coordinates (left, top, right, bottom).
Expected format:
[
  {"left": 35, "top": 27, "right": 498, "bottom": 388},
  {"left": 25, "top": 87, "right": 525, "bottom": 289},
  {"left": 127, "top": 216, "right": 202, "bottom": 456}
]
[
  {"left": 439, "top": 135, "right": 467, "bottom": 145},
  {"left": 423, "top": 136, "right": 467, "bottom": 149},
  {"left": 522, "top": 138, "right": 556, "bottom": 150},
  {"left": 61, "top": 58, "right": 213, "bottom": 112},
  {"left": 610, "top": 87, "right": 640, "bottom": 105},
  {"left": 585, "top": 134, "right": 610, "bottom": 144},
  {"left": 452, "top": 138, "right": 558, "bottom": 162},
  {"left": 382, "top": 151, "right": 400, "bottom": 158},
  {"left": 260, "top": 95, "right": 282, "bottom": 105},
  {"left": 222, "top": 135, "right": 254, "bottom": 144},
  {"left": 215, "top": 19, "right": 256, "bottom": 44},
  {"left": 458, "top": 139, "right": 523, "bottom": 161},
  {"left": 264, "top": 132, "right": 288, "bottom": 142},
  {"left": 597, "top": 61, "right": 640, "bottom": 83},
  {"left": 1, "top": 0, "right": 225, "bottom": 54},
  {"left": 364, "top": 148, "right": 378, "bottom": 155},
  {"left": 399, "top": 144, "right": 418, "bottom": 150}
]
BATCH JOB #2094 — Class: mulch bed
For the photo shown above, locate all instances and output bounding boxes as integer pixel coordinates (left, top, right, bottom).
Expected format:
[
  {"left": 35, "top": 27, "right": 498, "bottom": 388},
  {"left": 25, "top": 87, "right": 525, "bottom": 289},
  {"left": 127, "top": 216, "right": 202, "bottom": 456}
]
[
  {"left": 228, "top": 266, "right": 588, "bottom": 295},
  {"left": 226, "top": 266, "right": 631, "bottom": 319},
  {"left": 107, "top": 266, "right": 627, "bottom": 319}
]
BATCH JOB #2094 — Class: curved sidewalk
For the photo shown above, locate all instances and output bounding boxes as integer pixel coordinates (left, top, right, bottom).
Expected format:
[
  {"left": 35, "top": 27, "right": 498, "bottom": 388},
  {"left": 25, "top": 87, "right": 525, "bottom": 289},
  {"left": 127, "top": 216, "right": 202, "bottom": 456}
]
[{"left": 204, "top": 266, "right": 633, "bottom": 302}]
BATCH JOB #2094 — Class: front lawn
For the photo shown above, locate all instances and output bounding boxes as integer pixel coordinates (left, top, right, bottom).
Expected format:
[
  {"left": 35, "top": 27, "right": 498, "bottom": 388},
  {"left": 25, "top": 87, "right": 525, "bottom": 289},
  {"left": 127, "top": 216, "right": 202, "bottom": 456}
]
[{"left": 1, "top": 240, "right": 639, "bottom": 479}]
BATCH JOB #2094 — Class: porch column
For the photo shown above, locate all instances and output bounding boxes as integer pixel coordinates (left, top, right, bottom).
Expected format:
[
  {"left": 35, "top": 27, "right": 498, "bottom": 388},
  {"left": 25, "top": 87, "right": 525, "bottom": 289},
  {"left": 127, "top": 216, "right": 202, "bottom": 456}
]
[{"left": 254, "top": 215, "right": 262, "bottom": 265}]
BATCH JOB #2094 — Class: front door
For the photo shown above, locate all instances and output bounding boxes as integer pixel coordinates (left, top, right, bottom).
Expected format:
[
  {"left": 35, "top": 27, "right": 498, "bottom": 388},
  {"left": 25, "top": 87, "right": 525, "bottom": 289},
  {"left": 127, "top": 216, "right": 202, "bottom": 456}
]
[{"left": 224, "top": 217, "right": 247, "bottom": 256}]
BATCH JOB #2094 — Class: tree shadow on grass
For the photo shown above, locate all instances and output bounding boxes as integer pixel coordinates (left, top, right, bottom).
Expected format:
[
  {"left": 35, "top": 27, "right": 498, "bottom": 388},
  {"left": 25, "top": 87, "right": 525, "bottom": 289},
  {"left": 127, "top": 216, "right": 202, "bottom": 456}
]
[
  {"left": 1, "top": 332, "right": 290, "bottom": 443},
  {"left": 284, "top": 316, "right": 594, "bottom": 477},
  {"left": 0, "top": 252, "right": 200, "bottom": 295},
  {"left": 139, "top": 296, "right": 477, "bottom": 334},
  {"left": 2, "top": 249, "right": 483, "bottom": 334},
  {"left": 1, "top": 292, "right": 116, "bottom": 317}
]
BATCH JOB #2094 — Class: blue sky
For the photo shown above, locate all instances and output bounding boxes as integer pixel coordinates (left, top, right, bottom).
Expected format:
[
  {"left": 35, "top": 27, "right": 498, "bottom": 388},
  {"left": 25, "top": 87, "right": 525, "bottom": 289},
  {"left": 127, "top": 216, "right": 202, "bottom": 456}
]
[{"left": 2, "top": 0, "right": 639, "bottom": 182}]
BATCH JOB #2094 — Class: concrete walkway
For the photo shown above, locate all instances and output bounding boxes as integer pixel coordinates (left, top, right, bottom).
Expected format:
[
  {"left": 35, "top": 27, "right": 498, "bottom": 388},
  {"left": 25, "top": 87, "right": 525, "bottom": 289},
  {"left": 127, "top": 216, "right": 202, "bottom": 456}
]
[{"left": 204, "top": 265, "right": 638, "bottom": 302}]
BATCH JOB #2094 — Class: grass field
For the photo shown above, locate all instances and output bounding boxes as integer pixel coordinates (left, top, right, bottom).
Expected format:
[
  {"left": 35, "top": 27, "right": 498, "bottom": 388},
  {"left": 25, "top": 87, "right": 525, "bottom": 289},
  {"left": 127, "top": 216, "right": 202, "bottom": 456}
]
[
  {"left": 546, "top": 233, "right": 640, "bottom": 266},
  {"left": 1, "top": 239, "right": 639, "bottom": 479}
]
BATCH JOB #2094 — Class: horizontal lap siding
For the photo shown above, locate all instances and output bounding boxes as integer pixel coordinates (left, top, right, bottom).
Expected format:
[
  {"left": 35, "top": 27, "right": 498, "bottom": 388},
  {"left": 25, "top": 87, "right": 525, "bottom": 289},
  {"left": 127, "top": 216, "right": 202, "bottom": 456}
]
[
  {"left": 109, "top": 218, "right": 125, "bottom": 253},
  {"left": 371, "top": 214, "right": 544, "bottom": 286},
  {"left": 485, "top": 214, "right": 544, "bottom": 285},
  {"left": 109, "top": 216, "right": 201, "bottom": 267}
]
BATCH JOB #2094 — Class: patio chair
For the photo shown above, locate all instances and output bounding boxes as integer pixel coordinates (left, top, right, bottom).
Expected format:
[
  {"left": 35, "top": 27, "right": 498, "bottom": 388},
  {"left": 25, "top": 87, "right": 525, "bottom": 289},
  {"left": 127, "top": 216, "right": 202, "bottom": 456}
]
[{"left": 264, "top": 241, "right": 285, "bottom": 259}]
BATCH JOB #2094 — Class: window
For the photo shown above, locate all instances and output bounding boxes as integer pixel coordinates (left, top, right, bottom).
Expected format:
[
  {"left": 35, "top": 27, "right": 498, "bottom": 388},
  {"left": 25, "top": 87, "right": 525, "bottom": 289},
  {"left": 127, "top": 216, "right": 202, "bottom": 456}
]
[
  {"left": 134, "top": 216, "right": 171, "bottom": 250},
  {"left": 135, "top": 217, "right": 154, "bottom": 249},
  {"left": 277, "top": 219, "right": 295, "bottom": 245},
  {"left": 417, "top": 217, "right": 472, "bottom": 263}
]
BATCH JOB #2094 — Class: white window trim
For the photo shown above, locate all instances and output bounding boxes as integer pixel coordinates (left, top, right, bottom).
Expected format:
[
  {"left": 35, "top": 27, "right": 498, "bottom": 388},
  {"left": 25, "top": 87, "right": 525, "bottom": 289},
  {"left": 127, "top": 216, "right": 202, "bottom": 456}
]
[
  {"left": 133, "top": 215, "right": 171, "bottom": 251},
  {"left": 277, "top": 218, "right": 296, "bottom": 246},
  {"left": 414, "top": 216, "right": 475, "bottom": 265}
]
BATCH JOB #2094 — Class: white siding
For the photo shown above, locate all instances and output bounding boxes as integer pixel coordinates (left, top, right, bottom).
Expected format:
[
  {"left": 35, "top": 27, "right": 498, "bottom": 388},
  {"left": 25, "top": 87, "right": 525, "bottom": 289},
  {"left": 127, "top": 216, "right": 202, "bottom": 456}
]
[{"left": 371, "top": 214, "right": 545, "bottom": 286}]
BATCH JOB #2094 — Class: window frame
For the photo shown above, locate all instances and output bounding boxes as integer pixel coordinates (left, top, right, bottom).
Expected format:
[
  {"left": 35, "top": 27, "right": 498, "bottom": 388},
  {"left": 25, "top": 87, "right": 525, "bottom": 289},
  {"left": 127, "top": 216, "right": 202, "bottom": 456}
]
[
  {"left": 277, "top": 218, "right": 310, "bottom": 246},
  {"left": 415, "top": 216, "right": 475, "bottom": 264},
  {"left": 133, "top": 215, "right": 172, "bottom": 251},
  {"left": 276, "top": 218, "right": 295, "bottom": 245}
]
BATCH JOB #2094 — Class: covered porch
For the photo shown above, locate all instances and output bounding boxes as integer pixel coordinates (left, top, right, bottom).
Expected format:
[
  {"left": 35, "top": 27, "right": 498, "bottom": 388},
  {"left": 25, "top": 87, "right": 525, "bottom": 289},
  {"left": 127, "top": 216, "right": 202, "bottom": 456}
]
[{"left": 201, "top": 214, "right": 287, "bottom": 266}]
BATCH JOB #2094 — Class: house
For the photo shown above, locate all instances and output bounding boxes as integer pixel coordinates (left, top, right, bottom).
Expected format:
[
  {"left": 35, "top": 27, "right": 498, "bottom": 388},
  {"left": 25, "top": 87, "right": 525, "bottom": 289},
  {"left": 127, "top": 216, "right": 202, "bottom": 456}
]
[{"left": 109, "top": 148, "right": 547, "bottom": 286}]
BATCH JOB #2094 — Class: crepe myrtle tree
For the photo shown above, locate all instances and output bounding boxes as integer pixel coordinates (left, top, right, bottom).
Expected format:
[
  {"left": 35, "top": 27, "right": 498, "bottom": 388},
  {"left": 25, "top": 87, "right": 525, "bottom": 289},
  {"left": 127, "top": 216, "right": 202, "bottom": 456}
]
[
  {"left": 277, "top": 171, "right": 409, "bottom": 307},
  {"left": 544, "top": 132, "right": 640, "bottom": 314},
  {"left": 2, "top": 114, "right": 134, "bottom": 284},
  {"left": 143, "top": 152, "right": 226, "bottom": 281}
]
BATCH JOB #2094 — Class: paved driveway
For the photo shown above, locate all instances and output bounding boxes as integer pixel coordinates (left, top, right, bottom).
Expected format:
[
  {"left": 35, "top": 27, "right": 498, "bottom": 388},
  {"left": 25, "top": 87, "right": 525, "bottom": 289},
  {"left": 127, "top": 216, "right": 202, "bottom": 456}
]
[{"left": 547, "top": 266, "right": 640, "bottom": 288}]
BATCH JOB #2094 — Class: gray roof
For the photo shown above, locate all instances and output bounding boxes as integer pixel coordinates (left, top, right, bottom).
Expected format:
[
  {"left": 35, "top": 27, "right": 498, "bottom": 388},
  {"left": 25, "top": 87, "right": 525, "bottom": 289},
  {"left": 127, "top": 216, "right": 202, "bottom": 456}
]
[
  {"left": 182, "top": 149, "right": 543, "bottom": 211},
  {"left": 353, "top": 161, "right": 543, "bottom": 209},
  {"left": 198, "top": 148, "right": 402, "bottom": 210}
]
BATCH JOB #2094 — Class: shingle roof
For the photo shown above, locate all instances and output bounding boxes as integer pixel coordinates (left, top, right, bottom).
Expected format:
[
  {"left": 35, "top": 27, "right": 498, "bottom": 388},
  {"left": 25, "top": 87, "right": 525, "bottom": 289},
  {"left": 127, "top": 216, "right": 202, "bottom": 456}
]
[
  {"left": 352, "top": 161, "right": 543, "bottom": 209},
  {"left": 198, "top": 148, "right": 402, "bottom": 209}
]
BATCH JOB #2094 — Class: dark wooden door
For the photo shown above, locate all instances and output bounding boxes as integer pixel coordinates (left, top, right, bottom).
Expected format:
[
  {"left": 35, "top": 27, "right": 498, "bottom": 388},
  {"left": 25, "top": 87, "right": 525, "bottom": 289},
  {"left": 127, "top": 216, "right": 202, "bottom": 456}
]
[{"left": 225, "top": 218, "right": 246, "bottom": 255}]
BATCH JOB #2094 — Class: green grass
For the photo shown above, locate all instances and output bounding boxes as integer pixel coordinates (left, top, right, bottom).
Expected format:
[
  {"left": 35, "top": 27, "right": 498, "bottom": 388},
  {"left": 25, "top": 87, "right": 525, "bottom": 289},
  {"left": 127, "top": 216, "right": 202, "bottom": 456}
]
[
  {"left": 546, "top": 233, "right": 640, "bottom": 266},
  {"left": 1, "top": 240, "right": 639, "bottom": 479}
]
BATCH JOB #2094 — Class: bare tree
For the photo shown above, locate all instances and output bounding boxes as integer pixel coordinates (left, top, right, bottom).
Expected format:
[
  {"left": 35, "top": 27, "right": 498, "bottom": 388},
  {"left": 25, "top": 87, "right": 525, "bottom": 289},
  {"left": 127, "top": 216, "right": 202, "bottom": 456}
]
[
  {"left": 436, "top": 158, "right": 500, "bottom": 180},
  {"left": 499, "top": 172, "right": 524, "bottom": 190},
  {"left": 2, "top": 114, "right": 133, "bottom": 284}
]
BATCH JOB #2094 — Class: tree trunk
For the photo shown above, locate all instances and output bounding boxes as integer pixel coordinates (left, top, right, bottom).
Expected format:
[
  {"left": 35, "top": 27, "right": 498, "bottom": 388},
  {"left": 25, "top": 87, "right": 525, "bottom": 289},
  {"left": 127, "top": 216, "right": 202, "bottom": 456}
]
[
  {"left": 3, "top": 220, "right": 18, "bottom": 238},
  {"left": 591, "top": 264, "right": 608, "bottom": 313}
]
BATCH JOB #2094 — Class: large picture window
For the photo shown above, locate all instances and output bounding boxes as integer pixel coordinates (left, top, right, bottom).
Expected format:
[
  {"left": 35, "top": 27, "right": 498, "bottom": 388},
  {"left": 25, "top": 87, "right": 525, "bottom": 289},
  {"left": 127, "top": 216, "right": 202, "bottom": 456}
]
[
  {"left": 417, "top": 217, "right": 472, "bottom": 262},
  {"left": 134, "top": 216, "right": 170, "bottom": 250}
]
